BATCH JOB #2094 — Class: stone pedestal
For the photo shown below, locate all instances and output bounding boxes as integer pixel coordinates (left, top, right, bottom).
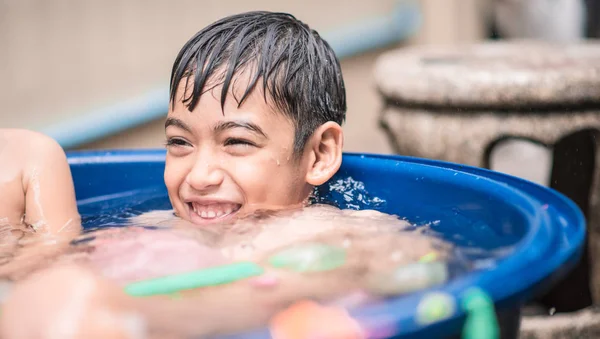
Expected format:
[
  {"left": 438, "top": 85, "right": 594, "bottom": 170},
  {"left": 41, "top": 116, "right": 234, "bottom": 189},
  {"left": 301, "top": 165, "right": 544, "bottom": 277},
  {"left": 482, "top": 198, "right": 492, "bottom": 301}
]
[
  {"left": 374, "top": 40, "right": 600, "bottom": 336},
  {"left": 520, "top": 307, "right": 600, "bottom": 339}
]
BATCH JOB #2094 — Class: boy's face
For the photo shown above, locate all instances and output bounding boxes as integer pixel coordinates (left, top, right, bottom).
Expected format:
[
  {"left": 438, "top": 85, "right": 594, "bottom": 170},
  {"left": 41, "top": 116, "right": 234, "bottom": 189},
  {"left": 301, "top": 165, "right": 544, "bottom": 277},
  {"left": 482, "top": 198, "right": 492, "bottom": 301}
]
[{"left": 164, "top": 80, "right": 313, "bottom": 226}]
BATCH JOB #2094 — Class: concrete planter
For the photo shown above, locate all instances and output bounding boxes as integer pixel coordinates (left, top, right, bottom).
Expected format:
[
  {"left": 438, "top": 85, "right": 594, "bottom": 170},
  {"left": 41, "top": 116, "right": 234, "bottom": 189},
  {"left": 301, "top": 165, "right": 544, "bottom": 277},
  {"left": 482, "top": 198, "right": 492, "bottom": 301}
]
[{"left": 374, "top": 40, "right": 600, "bottom": 337}]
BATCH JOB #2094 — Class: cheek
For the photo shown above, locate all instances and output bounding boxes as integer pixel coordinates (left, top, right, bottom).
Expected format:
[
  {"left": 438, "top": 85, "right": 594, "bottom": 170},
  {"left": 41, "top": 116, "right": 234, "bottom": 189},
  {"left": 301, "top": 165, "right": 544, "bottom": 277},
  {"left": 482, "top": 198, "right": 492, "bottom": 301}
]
[
  {"left": 164, "top": 157, "right": 188, "bottom": 200},
  {"left": 230, "top": 159, "right": 272, "bottom": 189},
  {"left": 231, "top": 157, "right": 306, "bottom": 203}
]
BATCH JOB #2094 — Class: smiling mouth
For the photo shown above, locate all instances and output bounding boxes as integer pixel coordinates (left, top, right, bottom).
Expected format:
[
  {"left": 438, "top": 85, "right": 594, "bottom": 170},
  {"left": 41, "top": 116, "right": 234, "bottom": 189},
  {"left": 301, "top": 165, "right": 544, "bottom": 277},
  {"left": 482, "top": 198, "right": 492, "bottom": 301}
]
[{"left": 188, "top": 202, "right": 242, "bottom": 221}]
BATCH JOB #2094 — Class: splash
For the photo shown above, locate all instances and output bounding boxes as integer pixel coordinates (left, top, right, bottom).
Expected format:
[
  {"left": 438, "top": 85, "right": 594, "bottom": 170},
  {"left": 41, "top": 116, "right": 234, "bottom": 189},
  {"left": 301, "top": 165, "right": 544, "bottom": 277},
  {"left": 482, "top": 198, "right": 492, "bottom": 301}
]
[{"left": 314, "top": 176, "right": 386, "bottom": 210}]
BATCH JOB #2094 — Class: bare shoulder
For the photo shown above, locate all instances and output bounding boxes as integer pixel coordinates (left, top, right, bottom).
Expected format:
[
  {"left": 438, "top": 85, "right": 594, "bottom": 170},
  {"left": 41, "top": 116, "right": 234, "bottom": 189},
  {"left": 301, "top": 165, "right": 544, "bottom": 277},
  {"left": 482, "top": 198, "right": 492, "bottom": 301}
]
[
  {"left": 1, "top": 129, "right": 60, "bottom": 147},
  {"left": 4, "top": 130, "right": 68, "bottom": 187},
  {"left": 20, "top": 129, "right": 64, "bottom": 157},
  {"left": 0, "top": 129, "right": 65, "bottom": 166}
]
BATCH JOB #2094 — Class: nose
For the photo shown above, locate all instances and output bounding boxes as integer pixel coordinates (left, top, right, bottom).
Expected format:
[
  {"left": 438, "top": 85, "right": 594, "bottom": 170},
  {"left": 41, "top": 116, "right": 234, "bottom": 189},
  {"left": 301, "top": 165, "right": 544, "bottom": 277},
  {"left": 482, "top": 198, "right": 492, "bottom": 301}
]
[{"left": 185, "top": 153, "right": 225, "bottom": 193}]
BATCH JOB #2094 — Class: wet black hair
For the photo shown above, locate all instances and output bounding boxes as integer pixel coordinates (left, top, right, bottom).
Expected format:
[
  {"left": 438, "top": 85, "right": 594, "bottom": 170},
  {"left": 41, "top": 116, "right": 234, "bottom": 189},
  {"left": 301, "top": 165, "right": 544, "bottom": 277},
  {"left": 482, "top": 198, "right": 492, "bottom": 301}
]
[{"left": 169, "top": 11, "right": 347, "bottom": 153}]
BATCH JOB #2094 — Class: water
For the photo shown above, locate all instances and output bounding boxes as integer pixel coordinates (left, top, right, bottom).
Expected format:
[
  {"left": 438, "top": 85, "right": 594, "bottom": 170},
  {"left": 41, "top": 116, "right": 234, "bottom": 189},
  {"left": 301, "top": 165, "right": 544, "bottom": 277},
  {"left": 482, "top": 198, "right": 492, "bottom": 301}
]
[
  {"left": 0, "top": 176, "right": 522, "bottom": 338},
  {"left": 69, "top": 175, "right": 520, "bottom": 280},
  {"left": 316, "top": 176, "right": 386, "bottom": 210}
]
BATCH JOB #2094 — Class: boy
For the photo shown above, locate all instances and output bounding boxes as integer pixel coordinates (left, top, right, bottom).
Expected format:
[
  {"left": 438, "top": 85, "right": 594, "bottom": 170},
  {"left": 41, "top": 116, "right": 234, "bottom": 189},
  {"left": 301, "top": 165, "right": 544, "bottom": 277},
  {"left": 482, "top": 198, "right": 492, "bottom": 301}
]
[{"left": 163, "top": 11, "right": 346, "bottom": 225}]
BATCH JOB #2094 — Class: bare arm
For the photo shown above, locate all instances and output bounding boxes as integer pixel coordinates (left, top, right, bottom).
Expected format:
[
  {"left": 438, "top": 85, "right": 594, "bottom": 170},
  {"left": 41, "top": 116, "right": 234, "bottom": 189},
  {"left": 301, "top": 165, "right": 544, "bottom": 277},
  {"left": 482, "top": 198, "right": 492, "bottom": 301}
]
[
  {"left": 21, "top": 130, "right": 81, "bottom": 236},
  {"left": 0, "top": 130, "right": 81, "bottom": 279}
]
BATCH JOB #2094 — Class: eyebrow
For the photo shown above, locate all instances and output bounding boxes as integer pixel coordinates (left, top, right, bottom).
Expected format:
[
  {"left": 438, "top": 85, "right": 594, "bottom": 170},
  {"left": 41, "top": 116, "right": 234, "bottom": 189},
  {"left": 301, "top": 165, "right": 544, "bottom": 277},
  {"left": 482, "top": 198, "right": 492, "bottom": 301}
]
[
  {"left": 165, "top": 118, "right": 192, "bottom": 133},
  {"left": 213, "top": 121, "right": 268, "bottom": 138},
  {"left": 165, "top": 117, "right": 268, "bottom": 139}
]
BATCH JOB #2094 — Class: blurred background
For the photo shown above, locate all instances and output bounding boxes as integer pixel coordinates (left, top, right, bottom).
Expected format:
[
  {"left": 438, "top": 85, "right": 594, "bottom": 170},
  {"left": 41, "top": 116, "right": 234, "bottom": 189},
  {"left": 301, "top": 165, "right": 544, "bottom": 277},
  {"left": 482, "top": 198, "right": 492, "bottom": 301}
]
[
  {"left": 0, "top": 0, "right": 508, "bottom": 152},
  {"left": 0, "top": 0, "right": 597, "bottom": 165}
]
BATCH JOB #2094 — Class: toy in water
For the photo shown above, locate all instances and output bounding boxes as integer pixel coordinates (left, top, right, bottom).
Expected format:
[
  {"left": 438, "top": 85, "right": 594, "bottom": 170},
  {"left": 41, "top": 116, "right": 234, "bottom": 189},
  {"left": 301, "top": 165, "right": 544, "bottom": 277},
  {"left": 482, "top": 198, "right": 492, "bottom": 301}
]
[
  {"left": 124, "top": 262, "right": 264, "bottom": 297},
  {"left": 416, "top": 292, "right": 456, "bottom": 325},
  {"left": 269, "top": 300, "right": 365, "bottom": 339},
  {"left": 366, "top": 261, "right": 448, "bottom": 296},
  {"left": 268, "top": 243, "right": 347, "bottom": 273},
  {"left": 461, "top": 288, "right": 499, "bottom": 339},
  {"left": 419, "top": 252, "right": 438, "bottom": 263}
]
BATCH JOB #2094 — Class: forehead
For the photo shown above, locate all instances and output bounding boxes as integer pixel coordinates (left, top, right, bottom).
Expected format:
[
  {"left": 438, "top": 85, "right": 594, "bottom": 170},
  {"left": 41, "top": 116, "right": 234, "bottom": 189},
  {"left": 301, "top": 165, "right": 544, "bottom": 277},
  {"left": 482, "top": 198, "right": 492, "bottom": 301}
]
[{"left": 169, "top": 74, "right": 292, "bottom": 131}]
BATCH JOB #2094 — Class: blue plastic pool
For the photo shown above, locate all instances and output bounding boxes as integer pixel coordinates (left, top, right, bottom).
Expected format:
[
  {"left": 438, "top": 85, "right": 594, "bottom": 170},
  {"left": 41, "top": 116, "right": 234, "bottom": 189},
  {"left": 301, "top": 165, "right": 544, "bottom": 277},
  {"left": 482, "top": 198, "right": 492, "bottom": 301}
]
[{"left": 67, "top": 150, "right": 585, "bottom": 339}]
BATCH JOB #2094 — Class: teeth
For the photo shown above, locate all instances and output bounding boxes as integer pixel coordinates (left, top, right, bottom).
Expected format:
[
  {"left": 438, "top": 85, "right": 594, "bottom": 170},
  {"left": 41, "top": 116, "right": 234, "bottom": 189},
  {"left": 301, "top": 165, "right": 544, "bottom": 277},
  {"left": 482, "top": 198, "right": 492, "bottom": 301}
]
[{"left": 190, "top": 202, "right": 239, "bottom": 219}]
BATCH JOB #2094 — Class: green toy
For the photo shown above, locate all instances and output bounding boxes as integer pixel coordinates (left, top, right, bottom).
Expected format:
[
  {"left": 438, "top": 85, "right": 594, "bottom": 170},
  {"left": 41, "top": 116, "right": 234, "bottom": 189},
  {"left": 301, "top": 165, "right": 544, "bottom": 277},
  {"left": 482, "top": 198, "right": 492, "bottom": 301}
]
[
  {"left": 367, "top": 261, "right": 448, "bottom": 296},
  {"left": 416, "top": 292, "right": 456, "bottom": 325},
  {"left": 419, "top": 252, "right": 439, "bottom": 263},
  {"left": 461, "top": 287, "right": 499, "bottom": 339},
  {"left": 268, "top": 243, "right": 347, "bottom": 272},
  {"left": 125, "top": 261, "right": 264, "bottom": 297}
]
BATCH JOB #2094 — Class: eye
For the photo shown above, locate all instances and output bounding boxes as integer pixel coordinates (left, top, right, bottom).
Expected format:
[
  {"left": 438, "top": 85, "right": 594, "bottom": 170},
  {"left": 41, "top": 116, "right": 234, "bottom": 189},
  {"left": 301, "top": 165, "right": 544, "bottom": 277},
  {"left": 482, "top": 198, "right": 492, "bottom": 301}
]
[
  {"left": 224, "top": 138, "right": 255, "bottom": 147},
  {"left": 165, "top": 137, "right": 191, "bottom": 147}
]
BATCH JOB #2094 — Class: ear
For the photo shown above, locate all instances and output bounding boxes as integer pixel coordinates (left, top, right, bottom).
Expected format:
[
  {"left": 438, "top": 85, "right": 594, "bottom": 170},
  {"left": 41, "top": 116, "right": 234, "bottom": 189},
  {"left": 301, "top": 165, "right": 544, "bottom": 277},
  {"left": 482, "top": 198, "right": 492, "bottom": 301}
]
[{"left": 305, "top": 122, "right": 344, "bottom": 186}]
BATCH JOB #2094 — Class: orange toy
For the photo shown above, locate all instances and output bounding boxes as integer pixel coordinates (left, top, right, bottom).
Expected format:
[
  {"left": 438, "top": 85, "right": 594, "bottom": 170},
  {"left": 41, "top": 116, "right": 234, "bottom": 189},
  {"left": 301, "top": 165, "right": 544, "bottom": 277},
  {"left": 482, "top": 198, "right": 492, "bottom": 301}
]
[{"left": 269, "top": 300, "right": 365, "bottom": 339}]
